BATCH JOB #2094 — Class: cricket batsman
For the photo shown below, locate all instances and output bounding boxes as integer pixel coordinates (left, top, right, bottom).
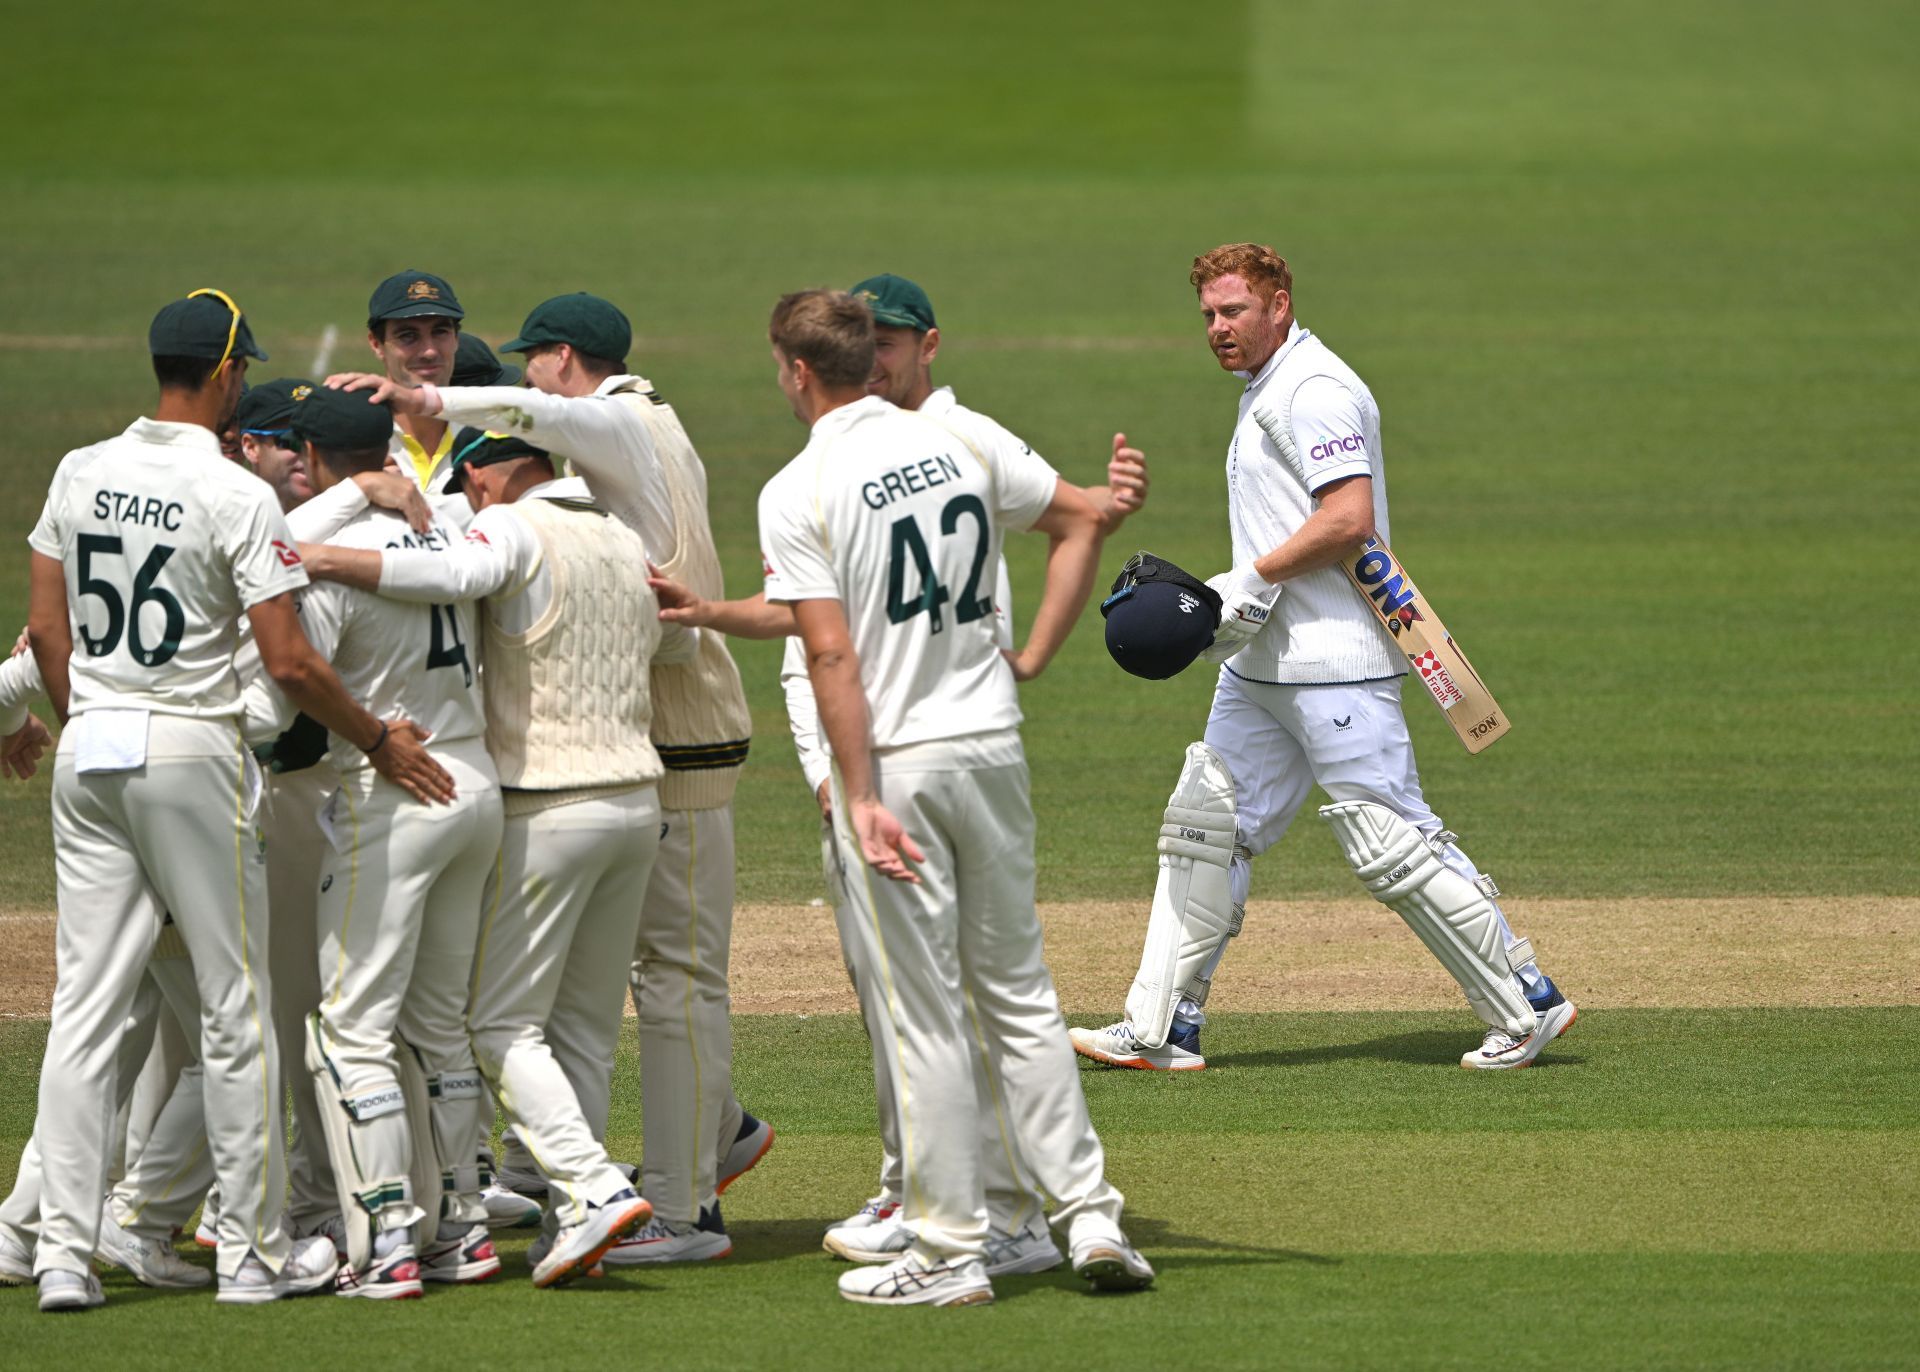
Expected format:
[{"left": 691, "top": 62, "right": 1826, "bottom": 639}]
[{"left": 1070, "top": 244, "right": 1576, "bottom": 1072}]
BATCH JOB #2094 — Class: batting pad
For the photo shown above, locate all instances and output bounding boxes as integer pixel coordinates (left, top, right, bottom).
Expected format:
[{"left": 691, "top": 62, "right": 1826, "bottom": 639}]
[
  {"left": 306, "top": 1014, "right": 420, "bottom": 1273},
  {"left": 396, "top": 1041, "right": 444, "bottom": 1244},
  {"left": 1320, "top": 801, "right": 1536, "bottom": 1037},
  {"left": 1126, "top": 742, "right": 1241, "bottom": 1049}
]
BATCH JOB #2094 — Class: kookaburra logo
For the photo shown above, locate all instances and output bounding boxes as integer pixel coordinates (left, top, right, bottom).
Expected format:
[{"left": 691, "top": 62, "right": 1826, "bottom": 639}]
[{"left": 1177, "top": 592, "right": 1199, "bottom": 614}]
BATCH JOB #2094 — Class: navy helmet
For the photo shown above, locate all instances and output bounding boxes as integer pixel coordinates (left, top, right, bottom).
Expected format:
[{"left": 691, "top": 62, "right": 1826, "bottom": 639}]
[{"left": 1100, "top": 551, "right": 1222, "bottom": 680}]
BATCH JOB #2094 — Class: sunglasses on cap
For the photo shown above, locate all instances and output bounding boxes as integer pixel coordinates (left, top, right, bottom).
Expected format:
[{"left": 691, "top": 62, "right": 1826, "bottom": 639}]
[{"left": 188, "top": 287, "right": 242, "bottom": 376}]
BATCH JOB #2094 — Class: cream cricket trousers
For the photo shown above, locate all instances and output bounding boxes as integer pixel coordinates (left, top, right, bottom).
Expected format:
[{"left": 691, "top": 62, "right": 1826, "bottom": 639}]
[
  {"left": 35, "top": 715, "right": 289, "bottom": 1280},
  {"left": 107, "top": 936, "right": 214, "bottom": 1240},
  {"left": 311, "top": 738, "right": 502, "bottom": 1232},
  {"left": 830, "top": 732, "right": 1126, "bottom": 1264},
  {"left": 116, "top": 977, "right": 193, "bottom": 1182},
  {"left": 632, "top": 802, "right": 738, "bottom": 1228},
  {"left": 1181, "top": 670, "right": 1543, "bottom": 1025},
  {"left": 471, "top": 787, "right": 660, "bottom": 1230}
]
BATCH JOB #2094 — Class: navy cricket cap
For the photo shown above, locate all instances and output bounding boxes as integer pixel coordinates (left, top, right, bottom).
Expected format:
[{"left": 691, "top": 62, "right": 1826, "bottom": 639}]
[{"left": 1100, "top": 551, "right": 1222, "bottom": 680}]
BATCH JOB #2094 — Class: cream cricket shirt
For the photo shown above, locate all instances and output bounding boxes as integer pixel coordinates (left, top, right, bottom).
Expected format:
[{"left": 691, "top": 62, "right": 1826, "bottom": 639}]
[
  {"left": 1227, "top": 321, "right": 1404, "bottom": 685},
  {"left": 759, "top": 395, "right": 1056, "bottom": 753},
  {"left": 29, "top": 418, "right": 309, "bottom": 718}
]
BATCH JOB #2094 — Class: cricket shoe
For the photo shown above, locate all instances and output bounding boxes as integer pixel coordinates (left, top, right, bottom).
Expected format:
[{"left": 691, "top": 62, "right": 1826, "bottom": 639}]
[
  {"left": 421, "top": 1223, "right": 501, "bottom": 1284},
  {"left": 526, "top": 1228, "right": 604, "bottom": 1279},
  {"left": 95, "top": 1210, "right": 211, "bottom": 1288},
  {"left": 531, "top": 1190, "right": 652, "bottom": 1289},
  {"left": 333, "top": 1238, "right": 423, "bottom": 1301},
  {"left": 824, "top": 1207, "right": 912, "bottom": 1264},
  {"left": 1461, "top": 979, "right": 1578, "bottom": 1071},
  {"left": 496, "top": 1164, "right": 549, "bottom": 1200},
  {"left": 1069, "top": 1018, "right": 1206, "bottom": 1071},
  {"left": 984, "top": 1222, "right": 1062, "bottom": 1277},
  {"left": 826, "top": 1193, "right": 900, "bottom": 1233},
  {"left": 1069, "top": 1233, "right": 1155, "bottom": 1292},
  {"left": 601, "top": 1202, "right": 731, "bottom": 1265},
  {"left": 38, "top": 1269, "right": 104, "bottom": 1313},
  {"left": 837, "top": 1253, "right": 993, "bottom": 1308},
  {"left": 295, "top": 1213, "right": 348, "bottom": 1260},
  {"left": 219, "top": 1235, "right": 340, "bottom": 1305},
  {"left": 482, "top": 1182, "right": 543, "bottom": 1230},
  {"left": 0, "top": 1225, "right": 34, "bottom": 1285},
  {"left": 193, "top": 1211, "right": 218, "bottom": 1249},
  {"left": 717, "top": 1112, "right": 774, "bottom": 1195}
]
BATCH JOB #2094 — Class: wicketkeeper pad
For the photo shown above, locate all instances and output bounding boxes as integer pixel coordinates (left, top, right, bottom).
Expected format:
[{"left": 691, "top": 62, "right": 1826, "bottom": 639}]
[
  {"left": 1125, "top": 742, "right": 1244, "bottom": 1049},
  {"left": 1320, "top": 801, "right": 1535, "bottom": 1037}
]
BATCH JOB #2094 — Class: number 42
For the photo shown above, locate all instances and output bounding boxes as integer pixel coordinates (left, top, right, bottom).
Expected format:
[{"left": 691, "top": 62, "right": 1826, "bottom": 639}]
[{"left": 886, "top": 494, "right": 993, "bottom": 634}]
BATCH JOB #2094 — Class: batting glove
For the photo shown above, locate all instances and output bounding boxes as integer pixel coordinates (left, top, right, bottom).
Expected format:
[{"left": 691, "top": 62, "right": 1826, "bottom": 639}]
[{"left": 1199, "top": 565, "right": 1280, "bottom": 663}]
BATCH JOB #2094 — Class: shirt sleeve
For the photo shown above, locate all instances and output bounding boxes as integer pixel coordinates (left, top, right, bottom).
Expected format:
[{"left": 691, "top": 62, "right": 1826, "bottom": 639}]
[
  {"left": 979, "top": 421, "right": 1060, "bottom": 532},
  {"left": 294, "top": 580, "right": 347, "bottom": 665},
  {"left": 780, "top": 637, "right": 831, "bottom": 794},
  {"left": 376, "top": 508, "right": 533, "bottom": 604},
  {"left": 436, "top": 385, "right": 675, "bottom": 558},
  {"left": 286, "top": 475, "right": 370, "bottom": 542},
  {"left": 1288, "top": 375, "right": 1373, "bottom": 493},
  {"left": 222, "top": 486, "right": 311, "bottom": 609},
  {"left": 758, "top": 473, "right": 839, "bottom": 604},
  {"left": 26, "top": 451, "right": 80, "bottom": 558}
]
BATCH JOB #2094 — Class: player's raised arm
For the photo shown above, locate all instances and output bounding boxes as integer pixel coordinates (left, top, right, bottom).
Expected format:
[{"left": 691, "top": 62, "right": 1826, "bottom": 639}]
[{"left": 1003, "top": 479, "right": 1104, "bottom": 683}]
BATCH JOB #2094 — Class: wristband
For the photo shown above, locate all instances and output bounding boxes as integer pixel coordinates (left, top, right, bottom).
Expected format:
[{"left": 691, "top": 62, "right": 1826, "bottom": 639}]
[
  {"left": 417, "top": 382, "right": 442, "bottom": 415},
  {"left": 366, "top": 720, "right": 390, "bottom": 755}
]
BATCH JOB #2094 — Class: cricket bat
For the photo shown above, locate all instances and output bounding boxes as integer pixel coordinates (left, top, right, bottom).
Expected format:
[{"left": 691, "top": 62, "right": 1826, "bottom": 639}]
[{"left": 1251, "top": 404, "right": 1511, "bottom": 755}]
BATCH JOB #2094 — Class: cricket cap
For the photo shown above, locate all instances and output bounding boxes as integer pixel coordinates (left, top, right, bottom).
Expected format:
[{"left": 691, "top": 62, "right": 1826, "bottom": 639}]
[
  {"left": 234, "top": 378, "right": 316, "bottom": 434},
  {"left": 448, "top": 426, "right": 552, "bottom": 486},
  {"left": 498, "top": 293, "right": 631, "bottom": 364},
  {"left": 849, "top": 274, "right": 936, "bottom": 332},
  {"left": 149, "top": 290, "right": 268, "bottom": 362},
  {"left": 367, "top": 270, "right": 465, "bottom": 325},
  {"left": 1100, "top": 551, "right": 1222, "bottom": 680},
  {"left": 291, "top": 384, "right": 394, "bottom": 452},
  {"left": 451, "top": 333, "right": 523, "bottom": 387}
]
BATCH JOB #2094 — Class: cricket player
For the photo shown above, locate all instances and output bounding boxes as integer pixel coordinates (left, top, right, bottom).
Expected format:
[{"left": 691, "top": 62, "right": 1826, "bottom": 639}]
[
  {"left": 1070, "top": 243, "right": 1576, "bottom": 1073},
  {"left": 365, "top": 270, "right": 465, "bottom": 493},
  {"left": 756, "top": 288, "right": 1152, "bottom": 1306},
  {"left": 240, "top": 384, "right": 502, "bottom": 1299},
  {"left": 329, "top": 292, "right": 770, "bottom": 1264},
  {"left": 237, "top": 377, "right": 317, "bottom": 509},
  {"left": 298, "top": 427, "right": 685, "bottom": 1286},
  {"left": 784, "top": 273, "right": 1147, "bottom": 1272},
  {"left": 21, "top": 290, "right": 450, "bottom": 1311}
]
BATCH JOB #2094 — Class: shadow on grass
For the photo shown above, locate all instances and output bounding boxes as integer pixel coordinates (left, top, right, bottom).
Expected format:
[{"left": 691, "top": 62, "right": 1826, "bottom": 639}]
[
  {"left": 1126, "top": 1214, "right": 1339, "bottom": 1267},
  {"left": 1216, "top": 1028, "right": 1584, "bottom": 1071}
]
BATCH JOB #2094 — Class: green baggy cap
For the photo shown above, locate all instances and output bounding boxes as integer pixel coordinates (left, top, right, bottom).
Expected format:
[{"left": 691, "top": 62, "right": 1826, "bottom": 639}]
[
  {"left": 452, "top": 333, "right": 524, "bottom": 387},
  {"left": 292, "top": 385, "right": 394, "bottom": 451},
  {"left": 849, "top": 274, "right": 935, "bottom": 332},
  {"left": 368, "top": 270, "right": 465, "bottom": 325},
  {"left": 498, "top": 293, "right": 631, "bottom": 364},
  {"left": 234, "top": 378, "right": 316, "bottom": 433},
  {"left": 448, "top": 426, "right": 552, "bottom": 486},
  {"left": 150, "top": 290, "right": 269, "bottom": 362}
]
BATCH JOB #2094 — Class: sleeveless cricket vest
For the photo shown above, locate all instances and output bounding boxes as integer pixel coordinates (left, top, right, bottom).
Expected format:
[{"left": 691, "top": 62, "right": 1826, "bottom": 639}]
[
  {"left": 611, "top": 378, "right": 751, "bottom": 811},
  {"left": 482, "top": 495, "right": 665, "bottom": 804}
]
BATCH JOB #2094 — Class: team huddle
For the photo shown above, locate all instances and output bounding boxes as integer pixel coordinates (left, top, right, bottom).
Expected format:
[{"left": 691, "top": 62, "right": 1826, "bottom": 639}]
[{"left": 0, "top": 242, "right": 1574, "bottom": 1314}]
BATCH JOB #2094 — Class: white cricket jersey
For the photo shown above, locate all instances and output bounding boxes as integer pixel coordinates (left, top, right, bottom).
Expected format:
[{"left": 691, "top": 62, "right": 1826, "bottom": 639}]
[
  {"left": 295, "top": 507, "right": 485, "bottom": 772},
  {"left": 759, "top": 395, "right": 1056, "bottom": 752},
  {"left": 1227, "top": 321, "right": 1404, "bottom": 685},
  {"left": 28, "top": 418, "right": 309, "bottom": 718}
]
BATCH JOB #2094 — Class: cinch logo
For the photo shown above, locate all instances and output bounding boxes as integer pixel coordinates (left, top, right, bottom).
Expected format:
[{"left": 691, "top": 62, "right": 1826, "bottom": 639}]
[
  {"left": 1309, "top": 433, "right": 1365, "bottom": 461},
  {"left": 1351, "top": 545, "right": 1414, "bottom": 615}
]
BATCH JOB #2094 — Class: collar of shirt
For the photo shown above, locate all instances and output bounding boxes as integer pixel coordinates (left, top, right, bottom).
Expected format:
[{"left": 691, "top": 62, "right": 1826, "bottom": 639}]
[
  {"left": 1235, "top": 319, "right": 1311, "bottom": 388},
  {"left": 126, "top": 416, "right": 222, "bottom": 456},
  {"left": 919, "top": 385, "right": 958, "bottom": 417},
  {"left": 523, "top": 475, "right": 594, "bottom": 503},
  {"left": 594, "top": 374, "right": 641, "bottom": 398},
  {"left": 393, "top": 422, "right": 454, "bottom": 490},
  {"left": 810, "top": 393, "right": 890, "bottom": 438}
]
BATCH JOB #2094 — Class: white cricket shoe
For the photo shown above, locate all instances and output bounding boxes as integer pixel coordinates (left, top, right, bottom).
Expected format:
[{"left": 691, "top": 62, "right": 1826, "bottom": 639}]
[
  {"left": 496, "top": 1164, "right": 549, "bottom": 1200},
  {"left": 420, "top": 1223, "right": 501, "bottom": 1284},
  {"left": 984, "top": 1222, "right": 1062, "bottom": 1277},
  {"left": 531, "top": 1190, "right": 652, "bottom": 1289},
  {"left": 525, "top": 1227, "right": 602, "bottom": 1279},
  {"left": 601, "top": 1204, "right": 731, "bottom": 1265},
  {"left": 334, "top": 1237, "right": 423, "bottom": 1301},
  {"left": 826, "top": 1193, "right": 900, "bottom": 1234},
  {"left": 1461, "top": 981, "right": 1578, "bottom": 1071},
  {"left": 482, "top": 1182, "right": 543, "bottom": 1229},
  {"left": 1069, "top": 1233, "right": 1155, "bottom": 1292},
  {"left": 717, "top": 1112, "right": 774, "bottom": 1195},
  {"left": 1069, "top": 1018, "right": 1206, "bottom": 1071},
  {"left": 824, "top": 1208, "right": 912, "bottom": 1264},
  {"left": 837, "top": 1252, "right": 993, "bottom": 1307},
  {"left": 0, "top": 1225, "right": 33, "bottom": 1285},
  {"left": 95, "top": 1210, "right": 211, "bottom": 1288},
  {"left": 295, "top": 1213, "right": 348, "bottom": 1259},
  {"left": 38, "top": 1269, "right": 104, "bottom": 1312},
  {"left": 218, "top": 1235, "right": 340, "bottom": 1305},
  {"left": 193, "top": 1212, "right": 218, "bottom": 1249}
]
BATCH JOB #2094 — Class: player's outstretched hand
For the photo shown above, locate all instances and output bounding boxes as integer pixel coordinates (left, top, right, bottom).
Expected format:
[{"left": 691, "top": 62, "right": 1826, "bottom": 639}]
[
  {"left": 325, "top": 372, "right": 431, "bottom": 416},
  {"left": 648, "top": 564, "right": 713, "bottom": 626},
  {"left": 370, "top": 719, "right": 456, "bottom": 805},
  {"left": 1, "top": 714, "right": 53, "bottom": 780},
  {"left": 352, "top": 470, "right": 435, "bottom": 533},
  {"left": 850, "top": 797, "right": 924, "bottom": 884},
  {"left": 1107, "top": 433, "right": 1149, "bottom": 518},
  {"left": 1001, "top": 647, "right": 1044, "bottom": 683}
]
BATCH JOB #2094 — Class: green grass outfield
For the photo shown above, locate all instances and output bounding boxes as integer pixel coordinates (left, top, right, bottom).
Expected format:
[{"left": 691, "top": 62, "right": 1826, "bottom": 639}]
[
  {"left": 1, "top": 1, "right": 1915, "bottom": 1366},
  {"left": 3, "top": 1013, "right": 1917, "bottom": 1366}
]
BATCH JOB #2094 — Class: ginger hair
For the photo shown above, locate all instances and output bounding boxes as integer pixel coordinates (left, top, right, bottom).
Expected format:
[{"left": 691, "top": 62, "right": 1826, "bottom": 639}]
[{"left": 1190, "top": 242, "right": 1292, "bottom": 300}]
